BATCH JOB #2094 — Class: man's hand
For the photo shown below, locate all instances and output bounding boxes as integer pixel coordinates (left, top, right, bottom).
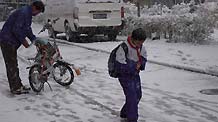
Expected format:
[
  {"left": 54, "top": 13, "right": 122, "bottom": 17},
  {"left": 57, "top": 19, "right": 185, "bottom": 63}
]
[
  {"left": 22, "top": 39, "right": 30, "bottom": 48},
  {"left": 136, "top": 62, "right": 141, "bottom": 71}
]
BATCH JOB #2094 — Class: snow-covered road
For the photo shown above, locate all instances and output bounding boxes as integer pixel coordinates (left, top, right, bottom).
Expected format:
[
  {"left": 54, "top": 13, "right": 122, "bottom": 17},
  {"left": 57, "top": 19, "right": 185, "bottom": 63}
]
[{"left": 1, "top": 41, "right": 218, "bottom": 122}]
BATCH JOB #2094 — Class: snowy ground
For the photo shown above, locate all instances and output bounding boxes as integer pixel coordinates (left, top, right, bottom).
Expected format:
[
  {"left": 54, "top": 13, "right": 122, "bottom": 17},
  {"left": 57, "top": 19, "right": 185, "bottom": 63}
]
[
  {"left": 0, "top": 23, "right": 218, "bottom": 122},
  {"left": 71, "top": 32, "right": 218, "bottom": 76}
]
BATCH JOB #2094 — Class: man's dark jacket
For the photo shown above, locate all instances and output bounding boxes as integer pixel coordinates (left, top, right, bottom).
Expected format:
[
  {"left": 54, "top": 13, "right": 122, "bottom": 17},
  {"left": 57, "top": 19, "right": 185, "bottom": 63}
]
[{"left": 0, "top": 6, "right": 36, "bottom": 48}]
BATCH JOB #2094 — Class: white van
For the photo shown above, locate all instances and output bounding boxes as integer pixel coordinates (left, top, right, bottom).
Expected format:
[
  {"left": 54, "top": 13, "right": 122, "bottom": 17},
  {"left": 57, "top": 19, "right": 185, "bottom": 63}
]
[{"left": 44, "top": 0, "right": 124, "bottom": 41}]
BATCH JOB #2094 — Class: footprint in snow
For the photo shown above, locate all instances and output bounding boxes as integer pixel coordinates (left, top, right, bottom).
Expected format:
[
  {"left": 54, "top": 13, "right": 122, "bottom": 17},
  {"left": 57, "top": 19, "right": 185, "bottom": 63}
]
[{"left": 177, "top": 50, "right": 183, "bottom": 54}]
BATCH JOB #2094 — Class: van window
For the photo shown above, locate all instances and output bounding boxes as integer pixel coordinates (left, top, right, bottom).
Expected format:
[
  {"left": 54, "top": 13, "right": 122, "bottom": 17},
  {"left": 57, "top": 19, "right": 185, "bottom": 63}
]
[{"left": 79, "top": 0, "right": 121, "bottom": 3}]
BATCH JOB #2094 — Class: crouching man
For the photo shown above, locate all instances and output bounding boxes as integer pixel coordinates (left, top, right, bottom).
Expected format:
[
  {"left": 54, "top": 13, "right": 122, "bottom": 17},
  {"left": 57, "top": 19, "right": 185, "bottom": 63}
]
[{"left": 0, "top": 1, "right": 45, "bottom": 95}]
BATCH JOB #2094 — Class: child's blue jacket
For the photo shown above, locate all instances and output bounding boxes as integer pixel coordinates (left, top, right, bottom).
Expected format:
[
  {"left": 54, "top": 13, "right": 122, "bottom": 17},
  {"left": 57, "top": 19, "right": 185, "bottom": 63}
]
[{"left": 115, "top": 38, "right": 147, "bottom": 78}]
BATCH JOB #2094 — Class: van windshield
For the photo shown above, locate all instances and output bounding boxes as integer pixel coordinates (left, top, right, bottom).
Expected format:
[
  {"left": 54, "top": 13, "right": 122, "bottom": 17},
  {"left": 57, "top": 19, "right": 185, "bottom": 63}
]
[{"left": 79, "top": 0, "right": 121, "bottom": 3}]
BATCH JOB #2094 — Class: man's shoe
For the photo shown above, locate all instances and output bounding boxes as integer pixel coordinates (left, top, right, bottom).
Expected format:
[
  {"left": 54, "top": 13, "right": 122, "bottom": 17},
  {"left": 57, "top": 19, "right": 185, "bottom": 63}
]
[{"left": 11, "top": 86, "right": 30, "bottom": 95}]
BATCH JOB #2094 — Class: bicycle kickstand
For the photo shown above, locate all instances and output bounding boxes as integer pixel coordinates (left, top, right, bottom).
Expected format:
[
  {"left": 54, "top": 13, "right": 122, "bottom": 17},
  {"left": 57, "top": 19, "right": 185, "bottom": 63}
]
[{"left": 45, "top": 81, "right": 53, "bottom": 91}]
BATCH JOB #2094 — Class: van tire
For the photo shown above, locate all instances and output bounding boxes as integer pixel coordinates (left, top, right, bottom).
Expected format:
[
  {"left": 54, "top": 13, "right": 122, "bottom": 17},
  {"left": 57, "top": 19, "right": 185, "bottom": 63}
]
[
  {"left": 48, "top": 28, "right": 57, "bottom": 38},
  {"left": 108, "top": 33, "right": 117, "bottom": 41},
  {"left": 88, "top": 33, "right": 94, "bottom": 38},
  {"left": 65, "top": 23, "right": 73, "bottom": 41}
]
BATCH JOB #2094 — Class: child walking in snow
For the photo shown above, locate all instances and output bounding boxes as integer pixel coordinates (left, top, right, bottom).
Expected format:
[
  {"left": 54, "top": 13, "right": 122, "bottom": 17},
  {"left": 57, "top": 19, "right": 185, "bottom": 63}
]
[{"left": 115, "top": 28, "right": 147, "bottom": 122}]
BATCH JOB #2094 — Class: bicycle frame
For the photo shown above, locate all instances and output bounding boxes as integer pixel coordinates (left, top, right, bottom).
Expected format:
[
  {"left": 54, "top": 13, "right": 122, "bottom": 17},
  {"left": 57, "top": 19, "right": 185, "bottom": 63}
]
[{"left": 32, "top": 40, "right": 63, "bottom": 76}]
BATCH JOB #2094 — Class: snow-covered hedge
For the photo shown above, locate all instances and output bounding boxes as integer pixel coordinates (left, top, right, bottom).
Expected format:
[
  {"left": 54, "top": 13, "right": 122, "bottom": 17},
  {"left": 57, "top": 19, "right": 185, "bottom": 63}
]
[{"left": 122, "top": 2, "right": 218, "bottom": 43}]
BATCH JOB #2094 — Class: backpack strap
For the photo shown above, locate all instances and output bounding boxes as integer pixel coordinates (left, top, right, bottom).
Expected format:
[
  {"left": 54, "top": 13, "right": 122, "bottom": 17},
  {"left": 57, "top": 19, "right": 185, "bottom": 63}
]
[{"left": 120, "top": 42, "right": 128, "bottom": 59}]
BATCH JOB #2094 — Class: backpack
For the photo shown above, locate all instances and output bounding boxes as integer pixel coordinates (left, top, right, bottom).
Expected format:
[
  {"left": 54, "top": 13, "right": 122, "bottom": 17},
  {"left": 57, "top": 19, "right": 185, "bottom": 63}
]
[{"left": 108, "top": 42, "right": 128, "bottom": 78}]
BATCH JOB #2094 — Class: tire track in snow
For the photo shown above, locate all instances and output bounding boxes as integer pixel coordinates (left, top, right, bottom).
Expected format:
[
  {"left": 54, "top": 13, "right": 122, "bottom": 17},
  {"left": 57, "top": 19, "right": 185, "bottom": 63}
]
[
  {"left": 69, "top": 87, "right": 119, "bottom": 116},
  {"left": 142, "top": 86, "right": 218, "bottom": 114}
]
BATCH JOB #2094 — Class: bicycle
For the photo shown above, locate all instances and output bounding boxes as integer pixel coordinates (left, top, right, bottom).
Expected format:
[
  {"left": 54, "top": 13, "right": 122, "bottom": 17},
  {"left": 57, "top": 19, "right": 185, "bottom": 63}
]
[{"left": 27, "top": 37, "right": 80, "bottom": 93}]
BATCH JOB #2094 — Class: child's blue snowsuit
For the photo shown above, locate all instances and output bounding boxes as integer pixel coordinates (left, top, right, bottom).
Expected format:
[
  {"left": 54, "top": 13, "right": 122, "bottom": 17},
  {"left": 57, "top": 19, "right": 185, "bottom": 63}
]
[{"left": 115, "top": 37, "right": 147, "bottom": 122}]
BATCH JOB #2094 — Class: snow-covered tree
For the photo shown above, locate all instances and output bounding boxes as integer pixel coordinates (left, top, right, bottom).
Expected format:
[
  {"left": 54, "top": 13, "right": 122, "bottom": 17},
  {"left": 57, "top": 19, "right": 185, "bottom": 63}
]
[{"left": 122, "top": 2, "right": 218, "bottom": 44}]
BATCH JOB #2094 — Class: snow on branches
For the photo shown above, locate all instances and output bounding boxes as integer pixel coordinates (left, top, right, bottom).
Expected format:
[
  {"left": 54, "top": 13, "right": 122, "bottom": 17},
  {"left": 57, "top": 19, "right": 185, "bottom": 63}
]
[{"left": 122, "top": 2, "right": 218, "bottom": 44}]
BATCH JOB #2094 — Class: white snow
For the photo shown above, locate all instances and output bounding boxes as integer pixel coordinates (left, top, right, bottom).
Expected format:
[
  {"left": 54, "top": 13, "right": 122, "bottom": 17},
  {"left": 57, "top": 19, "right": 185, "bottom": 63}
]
[
  {"left": 0, "top": 22, "right": 218, "bottom": 122},
  {"left": 71, "top": 36, "right": 218, "bottom": 75},
  {"left": 79, "top": 0, "right": 120, "bottom": 3}
]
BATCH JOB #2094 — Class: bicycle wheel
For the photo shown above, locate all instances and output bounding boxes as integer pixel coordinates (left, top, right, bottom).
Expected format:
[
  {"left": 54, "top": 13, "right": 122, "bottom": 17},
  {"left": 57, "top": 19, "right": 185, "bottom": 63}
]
[
  {"left": 29, "top": 65, "right": 45, "bottom": 92},
  {"left": 53, "top": 62, "right": 74, "bottom": 86}
]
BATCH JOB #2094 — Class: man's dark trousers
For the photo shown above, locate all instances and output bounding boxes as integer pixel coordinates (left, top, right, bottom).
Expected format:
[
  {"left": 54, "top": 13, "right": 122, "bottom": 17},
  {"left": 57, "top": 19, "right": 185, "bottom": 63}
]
[{"left": 0, "top": 42, "right": 22, "bottom": 91}]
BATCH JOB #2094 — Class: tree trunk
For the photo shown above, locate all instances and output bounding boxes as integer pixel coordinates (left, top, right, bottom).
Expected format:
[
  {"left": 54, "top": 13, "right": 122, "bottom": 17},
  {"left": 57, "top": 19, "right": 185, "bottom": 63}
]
[{"left": 137, "top": 0, "right": 140, "bottom": 17}]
